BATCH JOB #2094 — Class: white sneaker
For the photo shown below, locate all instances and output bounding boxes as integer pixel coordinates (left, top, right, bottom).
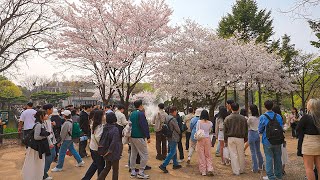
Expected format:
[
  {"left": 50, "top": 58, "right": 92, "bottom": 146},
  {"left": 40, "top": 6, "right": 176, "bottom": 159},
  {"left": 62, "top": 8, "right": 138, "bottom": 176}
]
[
  {"left": 169, "top": 160, "right": 173, "bottom": 164},
  {"left": 51, "top": 167, "right": 62, "bottom": 172},
  {"left": 44, "top": 177, "right": 53, "bottom": 180},
  {"left": 177, "top": 159, "right": 184, "bottom": 163},
  {"left": 76, "top": 161, "right": 85, "bottom": 167},
  {"left": 263, "top": 176, "right": 269, "bottom": 180},
  {"left": 125, "top": 164, "right": 129, "bottom": 168}
]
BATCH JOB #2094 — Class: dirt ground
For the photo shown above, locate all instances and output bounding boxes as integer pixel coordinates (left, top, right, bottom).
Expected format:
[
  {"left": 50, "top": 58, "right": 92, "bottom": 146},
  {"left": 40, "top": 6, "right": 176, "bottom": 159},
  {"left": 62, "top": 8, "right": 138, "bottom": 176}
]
[{"left": 0, "top": 133, "right": 306, "bottom": 180}]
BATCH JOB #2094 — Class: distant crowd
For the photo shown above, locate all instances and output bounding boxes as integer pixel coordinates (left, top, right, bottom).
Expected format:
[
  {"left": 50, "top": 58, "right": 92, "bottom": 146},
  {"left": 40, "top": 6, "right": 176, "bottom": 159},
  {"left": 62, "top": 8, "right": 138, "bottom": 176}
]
[{"left": 18, "top": 98, "right": 320, "bottom": 180}]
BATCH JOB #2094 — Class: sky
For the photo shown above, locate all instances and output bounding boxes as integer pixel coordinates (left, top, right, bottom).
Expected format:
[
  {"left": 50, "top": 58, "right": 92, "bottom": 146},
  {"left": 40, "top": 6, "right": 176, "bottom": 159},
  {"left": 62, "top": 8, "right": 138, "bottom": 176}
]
[{"left": 10, "top": 0, "right": 320, "bottom": 84}]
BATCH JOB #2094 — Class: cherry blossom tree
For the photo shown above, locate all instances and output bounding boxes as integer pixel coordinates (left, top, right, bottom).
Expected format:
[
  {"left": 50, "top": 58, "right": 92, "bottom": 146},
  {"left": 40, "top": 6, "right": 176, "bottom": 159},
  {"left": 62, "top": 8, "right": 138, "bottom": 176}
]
[
  {"left": 48, "top": 0, "right": 175, "bottom": 116},
  {"left": 154, "top": 20, "right": 295, "bottom": 115}
]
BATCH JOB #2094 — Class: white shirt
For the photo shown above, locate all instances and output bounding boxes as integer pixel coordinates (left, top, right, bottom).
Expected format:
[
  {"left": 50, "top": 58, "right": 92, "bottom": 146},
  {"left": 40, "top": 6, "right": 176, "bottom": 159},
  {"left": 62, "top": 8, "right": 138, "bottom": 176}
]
[
  {"left": 115, "top": 110, "right": 128, "bottom": 127},
  {"left": 90, "top": 124, "right": 104, "bottom": 151},
  {"left": 20, "top": 109, "right": 37, "bottom": 130},
  {"left": 44, "top": 119, "right": 57, "bottom": 146}
]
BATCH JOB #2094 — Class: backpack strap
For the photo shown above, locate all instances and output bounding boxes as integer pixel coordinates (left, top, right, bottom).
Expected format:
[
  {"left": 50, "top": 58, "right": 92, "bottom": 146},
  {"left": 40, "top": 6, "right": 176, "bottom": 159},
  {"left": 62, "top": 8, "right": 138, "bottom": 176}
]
[{"left": 264, "top": 114, "right": 277, "bottom": 121}]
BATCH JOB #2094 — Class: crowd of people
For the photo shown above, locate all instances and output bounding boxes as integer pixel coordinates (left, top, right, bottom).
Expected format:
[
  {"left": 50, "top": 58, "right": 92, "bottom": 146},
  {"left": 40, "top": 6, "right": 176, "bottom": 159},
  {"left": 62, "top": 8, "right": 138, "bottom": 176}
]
[{"left": 17, "top": 97, "right": 320, "bottom": 180}]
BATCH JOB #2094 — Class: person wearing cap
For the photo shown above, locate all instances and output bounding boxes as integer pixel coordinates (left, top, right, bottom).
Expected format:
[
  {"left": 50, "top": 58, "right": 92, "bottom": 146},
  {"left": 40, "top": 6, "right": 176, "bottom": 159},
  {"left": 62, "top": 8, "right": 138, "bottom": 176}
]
[
  {"left": 18, "top": 102, "right": 37, "bottom": 147},
  {"left": 51, "top": 110, "right": 84, "bottom": 172},
  {"left": 42, "top": 104, "right": 56, "bottom": 180},
  {"left": 187, "top": 108, "right": 203, "bottom": 164}
]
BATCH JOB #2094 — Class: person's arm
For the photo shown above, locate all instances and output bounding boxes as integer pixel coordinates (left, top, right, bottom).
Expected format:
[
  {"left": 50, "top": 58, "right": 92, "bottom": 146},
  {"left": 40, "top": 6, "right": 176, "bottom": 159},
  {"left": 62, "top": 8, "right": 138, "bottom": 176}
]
[
  {"left": 121, "top": 114, "right": 128, "bottom": 126},
  {"left": 34, "top": 124, "right": 45, "bottom": 140},
  {"left": 224, "top": 118, "right": 229, "bottom": 143},
  {"left": 106, "top": 128, "right": 121, "bottom": 156},
  {"left": 258, "top": 116, "right": 265, "bottom": 134},
  {"left": 138, "top": 112, "right": 150, "bottom": 140},
  {"left": 296, "top": 115, "right": 306, "bottom": 136},
  {"left": 18, "top": 113, "right": 25, "bottom": 132},
  {"left": 60, "top": 123, "right": 68, "bottom": 143}
]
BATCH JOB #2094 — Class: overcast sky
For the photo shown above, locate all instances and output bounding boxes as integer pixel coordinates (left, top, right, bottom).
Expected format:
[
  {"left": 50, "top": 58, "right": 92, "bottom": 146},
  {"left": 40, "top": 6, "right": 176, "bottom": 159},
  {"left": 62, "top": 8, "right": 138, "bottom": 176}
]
[{"left": 11, "top": 0, "right": 320, "bottom": 84}]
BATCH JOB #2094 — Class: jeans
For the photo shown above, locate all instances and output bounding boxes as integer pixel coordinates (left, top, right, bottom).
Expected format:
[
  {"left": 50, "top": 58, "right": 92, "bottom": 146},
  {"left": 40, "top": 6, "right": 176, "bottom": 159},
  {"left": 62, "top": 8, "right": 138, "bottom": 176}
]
[
  {"left": 263, "top": 144, "right": 282, "bottom": 180},
  {"left": 185, "top": 132, "right": 191, "bottom": 150},
  {"left": 44, "top": 147, "right": 56, "bottom": 179},
  {"left": 248, "top": 130, "right": 263, "bottom": 172},
  {"left": 177, "top": 134, "right": 184, "bottom": 159},
  {"left": 82, "top": 149, "right": 105, "bottom": 180},
  {"left": 97, "top": 160, "right": 119, "bottom": 180},
  {"left": 156, "top": 132, "right": 167, "bottom": 159},
  {"left": 162, "top": 141, "right": 178, "bottom": 167},
  {"left": 79, "top": 139, "right": 88, "bottom": 158},
  {"left": 216, "top": 140, "right": 220, "bottom": 154},
  {"left": 56, "top": 140, "right": 82, "bottom": 169}
]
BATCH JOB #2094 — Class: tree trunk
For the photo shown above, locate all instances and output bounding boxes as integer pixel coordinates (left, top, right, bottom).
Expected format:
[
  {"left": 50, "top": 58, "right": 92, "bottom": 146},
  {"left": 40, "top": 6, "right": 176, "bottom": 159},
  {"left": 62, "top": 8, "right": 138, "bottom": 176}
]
[
  {"left": 233, "top": 85, "right": 237, "bottom": 103},
  {"left": 224, "top": 88, "right": 228, "bottom": 106},
  {"left": 258, "top": 82, "right": 262, "bottom": 115},
  {"left": 290, "top": 91, "right": 295, "bottom": 108},
  {"left": 275, "top": 93, "right": 280, "bottom": 106},
  {"left": 251, "top": 90, "right": 254, "bottom": 105},
  {"left": 245, "top": 82, "right": 249, "bottom": 116},
  {"left": 301, "top": 70, "right": 306, "bottom": 115}
]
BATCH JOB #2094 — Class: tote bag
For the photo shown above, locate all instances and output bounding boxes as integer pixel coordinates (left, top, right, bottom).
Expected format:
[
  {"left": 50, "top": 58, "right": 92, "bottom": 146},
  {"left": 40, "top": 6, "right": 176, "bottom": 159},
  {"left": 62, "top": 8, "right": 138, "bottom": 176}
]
[{"left": 194, "top": 121, "right": 205, "bottom": 140}]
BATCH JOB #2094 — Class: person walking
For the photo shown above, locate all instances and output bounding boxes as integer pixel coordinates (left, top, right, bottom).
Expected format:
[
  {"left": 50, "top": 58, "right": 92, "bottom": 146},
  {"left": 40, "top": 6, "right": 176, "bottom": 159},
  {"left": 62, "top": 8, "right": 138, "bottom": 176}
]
[
  {"left": 184, "top": 108, "right": 194, "bottom": 151},
  {"left": 176, "top": 113, "right": 185, "bottom": 162},
  {"left": 97, "top": 112, "right": 123, "bottom": 180},
  {"left": 152, "top": 103, "right": 168, "bottom": 160},
  {"left": 259, "top": 100, "right": 284, "bottom": 180},
  {"left": 288, "top": 107, "right": 300, "bottom": 138},
  {"left": 51, "top": 108, "right": 62, "bottom": 162},
  {"left": 215, "top": 106, "right": 228, "bottom": 165},
  {"left": 196, "top": 110, "right": 214, "bottom": 176},
  {"left": 115, "top": 104, "right": 128, "bottom": 138},
  {"left": 79, "top": 104, "right": 92, "bottom": 158},
  {"left": 187, "top": 108, "right": 203, "bottom": 164},
  {"left": 82, "top": 110, "right": 105, "bottom": 180},
  {"left": 19, "top": 102, "right": 37, "bottom": 147},
  {"left": 296, "top": 99, "right": 320, "bottom": 180},
  {"left": 51, "top": 110, "right": 84, "bottom": 172},
  {"left": 159, "top": 106, "right": 182, "bottom": 173},
  {"left": 247, "top": 104, "right": 263, "bottom": 173},
  {"left": 42, "top": 104, "right": 56, "bottom": 180},
  {"left": 224, "top": 103, "right": 248, "bottom": 176},
  {"left": 129, "top": 100, "right": 150, "bottom": 179},
  {"left": 22, "top": 110, "right": 51, "bottom": 180}
]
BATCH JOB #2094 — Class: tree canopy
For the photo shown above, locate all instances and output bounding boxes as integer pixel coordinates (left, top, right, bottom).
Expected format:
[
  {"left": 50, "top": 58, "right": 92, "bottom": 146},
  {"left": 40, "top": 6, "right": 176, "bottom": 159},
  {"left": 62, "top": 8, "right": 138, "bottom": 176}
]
[{"left": 217, "top": 0, "right": 274, "bottom": 43}]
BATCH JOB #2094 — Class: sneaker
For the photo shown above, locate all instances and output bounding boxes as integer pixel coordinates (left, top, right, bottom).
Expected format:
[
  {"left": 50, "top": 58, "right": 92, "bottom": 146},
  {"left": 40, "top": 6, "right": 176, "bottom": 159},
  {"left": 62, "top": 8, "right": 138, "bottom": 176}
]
[
  {"left": 144, "top": 165, "right": 151, "bottom": 170},
  {"left": 202, "top": 173, "right": 206, "bottom": 176},
  {"left": 177, "top": 159, "right": 184, "bottom": 163},
  {"left": 173, "top": 165, "right": 182, "bottom": 169},
  {"left": 44, "top": 177, "right": 53, "bottom": 180},
  {"left": 159, "top": 165, "right": 168, "bottom": 173},
  {"left": 130, "top": 173, "right": 137, "bottom": 178},
  {"left": 263, "top": 176, "right": 269, "bottom": 180},
  {"left": 51, "top": 167, "right": 62, "bottom": 172},
  {"left": 215, "top": 154, "right": 221, "bottom": 157},
  {"left": 125, "top": 165, "right": 129, "bottom": 168},
  {"left": 169, "top": 160, "right": 173, "bottom": 164},
  {"left": 137, "top": 172, "right": 149, "bottom": 179},
  {"left": 186, "top": 159, "right": 190, "bottom": 164},
  {"left": 76, "top": 161, "right": 85, "bottom": 167}
]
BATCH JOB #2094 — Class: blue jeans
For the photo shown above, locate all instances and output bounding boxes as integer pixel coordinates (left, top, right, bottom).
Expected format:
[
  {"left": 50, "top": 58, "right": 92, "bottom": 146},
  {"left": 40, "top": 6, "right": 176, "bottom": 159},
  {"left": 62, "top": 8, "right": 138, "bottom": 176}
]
[
  {"left": 248, "top": 131, "right": 263, "bottom": 172},
  {"left": 56, "top": 140, "right": 82, "bottom": 169},
  {"left": 44, "top": 147, "right": 56, "bottom": 178},
  {"left": 263, "top": 144, "right": 282, "bottom": 180},
  {"left": 162, "top": 141, "right": 178, "bottom": 167},
  {"left": 216, "top": 140, "right": 220, "bottom": 154}
]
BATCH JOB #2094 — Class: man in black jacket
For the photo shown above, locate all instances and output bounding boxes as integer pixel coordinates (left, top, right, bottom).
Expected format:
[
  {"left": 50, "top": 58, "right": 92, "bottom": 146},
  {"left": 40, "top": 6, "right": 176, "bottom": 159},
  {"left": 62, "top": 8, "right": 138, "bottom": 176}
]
[
  {"left": 176, "top": 113, "right": 184, "bottom": 162},
  {"left": 79, "top": 104, "right": 92, "bottom": 158}
]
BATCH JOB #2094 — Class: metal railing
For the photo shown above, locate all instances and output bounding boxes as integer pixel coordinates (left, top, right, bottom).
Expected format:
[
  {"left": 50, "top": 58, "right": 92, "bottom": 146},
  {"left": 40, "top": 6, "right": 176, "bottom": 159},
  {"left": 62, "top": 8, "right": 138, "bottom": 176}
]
[{"left": 0, "top": 131, "right": 22, "bottom": 145}]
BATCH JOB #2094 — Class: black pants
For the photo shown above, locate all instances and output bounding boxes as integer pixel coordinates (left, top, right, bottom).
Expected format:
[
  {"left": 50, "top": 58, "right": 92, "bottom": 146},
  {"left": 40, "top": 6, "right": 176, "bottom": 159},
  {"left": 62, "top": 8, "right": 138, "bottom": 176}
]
[
  {"left": 79, "top": 139, "right": 88, "bottom": 158},
  {"left": 177, "top": 134, "right": 184, "bottom": 159},
  {"left": 82, "top": 149, "right": 105, "bottom": 180},
  {"left": 291, "top": 122, "right": 297, "bottom": 137},
  {"left": 185, "top": 132, "right": 191, "bottom": 150},
  {"left": 97, "top": 160, "right": 119, "bottom": 180},
  {"left": 156, "top": 131, "right": 167, "bottom": 159}
]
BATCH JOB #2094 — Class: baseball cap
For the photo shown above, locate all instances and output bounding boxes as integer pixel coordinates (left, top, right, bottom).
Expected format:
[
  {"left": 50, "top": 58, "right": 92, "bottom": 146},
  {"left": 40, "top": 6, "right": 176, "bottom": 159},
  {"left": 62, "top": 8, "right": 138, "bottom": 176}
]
[{"left": 62, "top": 110, "right": 71, "bottom": 116}]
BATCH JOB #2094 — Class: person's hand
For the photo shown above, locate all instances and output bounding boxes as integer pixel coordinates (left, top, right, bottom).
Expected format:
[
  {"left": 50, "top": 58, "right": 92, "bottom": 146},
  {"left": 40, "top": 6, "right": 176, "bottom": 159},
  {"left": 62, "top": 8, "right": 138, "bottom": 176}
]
[
  {"left": 147, "top": 139, "right": 151, "bottom": 144},
  {"left": 44, "top": 115, "right": 49, "bottom": 120},
  {"left": 18, "top": 128, "right": 22, "bottom": 133},
  {"left": 51, "top": 121, "right": 56, "bottom": 126},
  {"left": 49, "top": 145, "right": 55, "bottom": 149},
  {"left": 57, "top": 143, "right": 61, "bottom": 147}
]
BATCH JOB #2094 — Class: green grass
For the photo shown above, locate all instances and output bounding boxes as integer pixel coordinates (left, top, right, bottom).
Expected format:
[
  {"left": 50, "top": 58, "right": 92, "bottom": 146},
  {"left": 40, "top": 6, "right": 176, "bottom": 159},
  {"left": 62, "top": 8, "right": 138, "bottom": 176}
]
[{"left": 2, "top": 127, "right": 19, "bottom": 139}]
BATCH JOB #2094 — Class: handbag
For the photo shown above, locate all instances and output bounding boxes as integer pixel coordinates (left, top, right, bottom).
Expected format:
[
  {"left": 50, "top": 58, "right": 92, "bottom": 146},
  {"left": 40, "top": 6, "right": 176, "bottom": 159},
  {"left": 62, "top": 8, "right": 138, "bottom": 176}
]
[{"left": 194, "top": 121, "right": 205, "bottom": 140}]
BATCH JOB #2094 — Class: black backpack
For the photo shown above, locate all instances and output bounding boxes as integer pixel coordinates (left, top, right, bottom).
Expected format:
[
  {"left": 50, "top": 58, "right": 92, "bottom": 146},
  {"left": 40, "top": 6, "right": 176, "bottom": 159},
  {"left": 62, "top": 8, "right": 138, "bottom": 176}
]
[
  {"left": 161, "top": 118, "right": 174, "bottom": 138},
  {"left": 264, "top": 114, "right": 285, "bottom": 145}
]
